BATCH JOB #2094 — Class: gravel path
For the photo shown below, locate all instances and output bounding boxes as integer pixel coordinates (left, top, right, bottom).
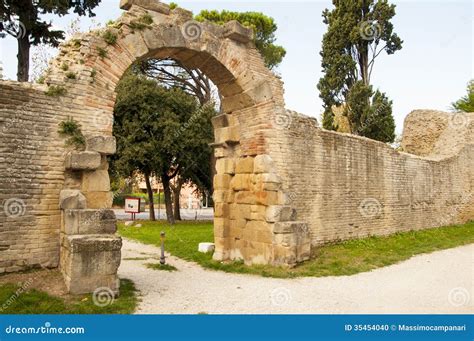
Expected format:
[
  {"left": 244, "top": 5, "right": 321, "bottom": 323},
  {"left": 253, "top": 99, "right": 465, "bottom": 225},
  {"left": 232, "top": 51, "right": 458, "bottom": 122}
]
[{"left": 118, "top": 239, "right": 473, "bottom": 314}]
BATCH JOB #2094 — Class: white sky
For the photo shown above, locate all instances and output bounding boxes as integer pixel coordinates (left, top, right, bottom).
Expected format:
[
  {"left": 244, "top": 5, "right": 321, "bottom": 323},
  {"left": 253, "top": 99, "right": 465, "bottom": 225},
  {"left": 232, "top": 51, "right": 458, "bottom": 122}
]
[{"left": 0, "top": 0, "right": 472, "bottom": 134}]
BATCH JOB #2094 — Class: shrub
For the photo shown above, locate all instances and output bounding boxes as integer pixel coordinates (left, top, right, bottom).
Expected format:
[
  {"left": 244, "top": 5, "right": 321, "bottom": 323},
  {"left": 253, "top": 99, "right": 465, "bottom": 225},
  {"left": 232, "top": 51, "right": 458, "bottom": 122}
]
[
  {"left": 58, "top": 117, "right": 85, "bottom": 150},
  {"left": 65, "top": 71, "right": 76, "bottom": 79},
  {"left": 129, "top": 13, "right": 153, "bottom": 31},
  {"left": 103, "top": 30, "right": 118, "bottom": 45},
  {"left": 45, "top": 85, "right": 67, "bottom": 97},
  {"left": 97, "top": 47, "right": 108, "bottom": 59}
]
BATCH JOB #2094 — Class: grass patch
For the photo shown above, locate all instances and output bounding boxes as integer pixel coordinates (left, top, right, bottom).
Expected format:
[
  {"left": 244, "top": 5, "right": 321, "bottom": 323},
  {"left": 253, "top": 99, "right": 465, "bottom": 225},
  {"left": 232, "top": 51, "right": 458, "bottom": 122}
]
[
  {"left": 145, "top": 263, "right": 177, "bottom": 272},
  {"left": 0, "top": 279, "right": 138, "bottom": 314},
  {"left": 119, "top": 220, "right": 474, "bottom": 278}
]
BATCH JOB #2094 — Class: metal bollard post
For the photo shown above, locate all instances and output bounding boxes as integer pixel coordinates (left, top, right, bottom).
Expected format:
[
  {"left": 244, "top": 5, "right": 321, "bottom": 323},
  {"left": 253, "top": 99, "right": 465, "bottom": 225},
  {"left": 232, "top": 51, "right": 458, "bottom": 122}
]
[{"left": 160, "top": 231, "right": 166, "bottom": 265}]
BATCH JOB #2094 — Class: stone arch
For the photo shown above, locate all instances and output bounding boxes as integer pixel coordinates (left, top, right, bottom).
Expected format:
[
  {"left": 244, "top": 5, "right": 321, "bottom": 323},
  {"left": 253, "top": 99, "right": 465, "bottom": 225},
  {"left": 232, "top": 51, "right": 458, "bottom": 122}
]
[{"left": 47, "top": 1, "right": 309, "bottom": 293}]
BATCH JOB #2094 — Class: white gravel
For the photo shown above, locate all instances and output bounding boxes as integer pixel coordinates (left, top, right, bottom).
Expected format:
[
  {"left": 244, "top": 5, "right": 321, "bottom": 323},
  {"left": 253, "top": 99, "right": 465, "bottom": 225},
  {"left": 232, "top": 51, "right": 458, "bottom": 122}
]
[{"left": 118, "top": 238, "right": 473, "bottom": 314}]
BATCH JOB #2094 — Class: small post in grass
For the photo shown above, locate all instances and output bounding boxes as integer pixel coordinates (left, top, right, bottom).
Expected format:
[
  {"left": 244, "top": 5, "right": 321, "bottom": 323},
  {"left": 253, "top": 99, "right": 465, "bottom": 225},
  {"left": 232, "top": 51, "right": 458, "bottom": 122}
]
[{"left": 160, "top": 231, "right": 166, "bottom": 265}]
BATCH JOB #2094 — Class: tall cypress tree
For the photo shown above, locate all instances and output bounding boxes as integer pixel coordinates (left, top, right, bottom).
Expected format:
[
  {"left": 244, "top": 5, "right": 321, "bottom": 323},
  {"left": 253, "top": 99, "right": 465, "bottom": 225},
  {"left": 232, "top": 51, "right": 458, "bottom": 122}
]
[{"left": 317, "top": 0, "right": 402, "bottom": 143}]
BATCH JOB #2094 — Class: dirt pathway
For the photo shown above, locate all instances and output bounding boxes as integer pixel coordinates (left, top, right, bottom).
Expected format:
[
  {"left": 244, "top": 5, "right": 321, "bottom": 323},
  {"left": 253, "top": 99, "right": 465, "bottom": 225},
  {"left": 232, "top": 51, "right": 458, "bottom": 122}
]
[{"left": 118, "top": 239, "right": 473, "bottom": 314}]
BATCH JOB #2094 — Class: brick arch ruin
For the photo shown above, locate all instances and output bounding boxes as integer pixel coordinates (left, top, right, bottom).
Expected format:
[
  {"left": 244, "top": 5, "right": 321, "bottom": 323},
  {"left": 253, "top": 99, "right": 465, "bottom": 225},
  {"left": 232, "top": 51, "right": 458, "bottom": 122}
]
[
  {"left": 0, "top": 0, "right": 472, "bottom": 294},
  {"left": 44, "top": 1, "right": 309, "bottom": 293}
]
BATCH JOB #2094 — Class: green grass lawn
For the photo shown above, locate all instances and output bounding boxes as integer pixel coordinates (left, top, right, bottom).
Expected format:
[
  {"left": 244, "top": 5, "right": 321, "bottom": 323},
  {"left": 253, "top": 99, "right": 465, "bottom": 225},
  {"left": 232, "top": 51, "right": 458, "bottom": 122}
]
[
  {"left": 119, "top": 220, "right": 474, "bottom": 278},
  {"left": 0, "top": 278, "right": 138, "bottom": 314}
]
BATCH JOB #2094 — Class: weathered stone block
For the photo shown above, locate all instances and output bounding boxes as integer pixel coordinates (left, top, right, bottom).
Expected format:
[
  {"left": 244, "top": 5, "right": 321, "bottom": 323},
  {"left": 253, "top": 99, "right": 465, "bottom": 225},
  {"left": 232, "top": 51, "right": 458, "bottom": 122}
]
[
  {"left": 86, "top": 136, "right": 116, "bottom": 155},
  {"left": 213, "top": 174, "right": 232, "bottom": 189},
  {"left": 255, "top": 191, "right": 280, "bottom": 206},
  {"left": 230, "top": 174, "right": 250, "bottom": 191},
  {"left": 83, "top": 191, "right": 114, "bottom": 209},
  {"left": 82, "top": 170, "right": 111, "bottom": 192},
  {"left": 65, "top": 151, "right": 101, "bottom": 171},
  {"left": 253, "top": 154, "right": 274, "bottom": 173},
  {"left": 246, "top": 220, "right": 271, "bottom": 232},
  {"left": 198, "top": 242, "right": 215, "bottom": 253},
  {"left": 213, "top": 189, "right": 233, "bottom": 204},
  {"left": 235, "top": 157, "right": 254, "bottom": 173},
  {"left": 235, "top": 191, "right": 256, "bottom": 204},
  {"left": 223, "top": 20, "right": 254, "bottom": 43},
  {"left": 61, "top": 235, "right": 121, "bottom": 294},
  {"left": 62, "top": 235, "right": 122, "bottom": 253},
  {"left": 273, "top": 221, "right": 306, "bottom": 234},
  {"left": 211, "top": 114, "right": 229, "bottom": 129},
  {"left": 59, "top": 189, "right": 87, "bottom": 209},
  {"left": 265, "top": 205, "right": 296, "bottom": 222},
  {"left": 214, "top": 203, "right": 229, "bottom": 217},
  {"left": 214, "top": 126, "right": 239, "bottom": 144},
  {"left": 229, "top": 203, "right": 251, "bottom": 220},
  {"left": 250, "top": 205, "right": 266, "bottom": 221},
  {"left": 63, "top": 209, "right": 116, "bottom": 235},
  {"left": 120, "top": 0, "right": 170, "bottom": 14},
  {"left": 215, "top": 158, "right": 235, "bottom": 175}
]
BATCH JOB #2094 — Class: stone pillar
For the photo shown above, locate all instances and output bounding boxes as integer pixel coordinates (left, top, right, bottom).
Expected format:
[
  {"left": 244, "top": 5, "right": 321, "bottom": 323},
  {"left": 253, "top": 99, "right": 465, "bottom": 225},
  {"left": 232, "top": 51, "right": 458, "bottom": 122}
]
[{"left": 59, "top": 136, "right": 121, "bottom": 294}]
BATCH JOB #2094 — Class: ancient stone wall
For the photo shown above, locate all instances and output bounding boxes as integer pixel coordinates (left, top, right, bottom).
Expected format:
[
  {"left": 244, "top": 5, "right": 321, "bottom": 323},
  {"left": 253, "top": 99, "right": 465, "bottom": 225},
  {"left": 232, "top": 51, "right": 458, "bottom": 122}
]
[
  {"left": 268, "top": 111, "right": 473, "bottom": 246},
  {"left": 0, "top": 81, "right": 66, "bottom": 273},
  {"left": 0, "top": 0, "right": 472, "bottom": 293}
]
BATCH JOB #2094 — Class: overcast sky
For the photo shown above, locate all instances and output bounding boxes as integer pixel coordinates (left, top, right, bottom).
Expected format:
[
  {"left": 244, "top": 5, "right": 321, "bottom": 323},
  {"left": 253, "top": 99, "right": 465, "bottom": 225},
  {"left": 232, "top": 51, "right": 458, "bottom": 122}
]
[{"left": 0, "top": 0, "right": 472, "bottom": 134}]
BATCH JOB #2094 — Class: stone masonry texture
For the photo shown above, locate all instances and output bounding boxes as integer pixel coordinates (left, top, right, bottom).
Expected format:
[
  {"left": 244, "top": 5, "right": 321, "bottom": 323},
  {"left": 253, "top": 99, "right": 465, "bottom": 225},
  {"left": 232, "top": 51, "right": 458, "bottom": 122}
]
[{"left": 0, "top": 1, "right": 472, "bottom": 291}]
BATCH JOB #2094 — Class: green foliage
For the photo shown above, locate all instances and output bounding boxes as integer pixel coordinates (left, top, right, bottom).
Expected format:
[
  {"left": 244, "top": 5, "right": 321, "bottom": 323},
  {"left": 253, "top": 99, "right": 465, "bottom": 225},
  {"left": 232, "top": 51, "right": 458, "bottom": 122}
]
[
  {"left": 61, "top": 62, "right": 69, "bottom": 71},
  {"left": 36, "top": 75, "right": 45, "bottom": 84},
  {"left": 103, "top": 29, "right": 118, "bottom": 45},
  {"left": 58, "top": 117, "right": 85, "bottom": 150},
  {"left": 0, "top": 278, "right": 137, "bottom": 314},
  {"left": 129, "top": 13, "right": 154, "bottom": 31},
  {"left": 0, "top": 0, "right": 102, "bottom": 81},
  {"left": 65, "top": 71, "right": 76, "bottom": 79},
  {"left": 112, "top": 73, "right": 215, "bottom": 193},
  {"left": 451, "top": 80, "right": 474, "bottom": 113},
  {"left": 119, "top": 220, "right": 474, "bottom": 278},
  {"left": 113, "top": 192, "right": 165, "bottom": 207},
  {"left": 318, "top": 0, "right": 402, "bottom": 142},
  {"left": 45, "top": 85, "right": 66, "bottom": 97},
  {"left": 195, "top": 10, "right": 286, "bottom": 70},
  {"left": 97, "top": 47, "right": 108, "bottom": 59},
  {"left": 169, "top": 2, "right": 179, "bottom": 10}
]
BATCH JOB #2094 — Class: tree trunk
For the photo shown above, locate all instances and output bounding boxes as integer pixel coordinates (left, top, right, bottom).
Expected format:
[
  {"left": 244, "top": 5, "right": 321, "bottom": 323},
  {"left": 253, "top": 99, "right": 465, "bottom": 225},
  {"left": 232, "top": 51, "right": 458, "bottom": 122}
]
[
  {"left": 17, "top": 34, "right": 30, "bottom": 82},
  {"left": 161, "top": 173, "right": 175, "bottom": 225},
  {"left": 144, "top": 172, "right": 156, "bottom": 221},
  {"left": 172, "top": 178, "right": 183, "bottom": 221}
]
